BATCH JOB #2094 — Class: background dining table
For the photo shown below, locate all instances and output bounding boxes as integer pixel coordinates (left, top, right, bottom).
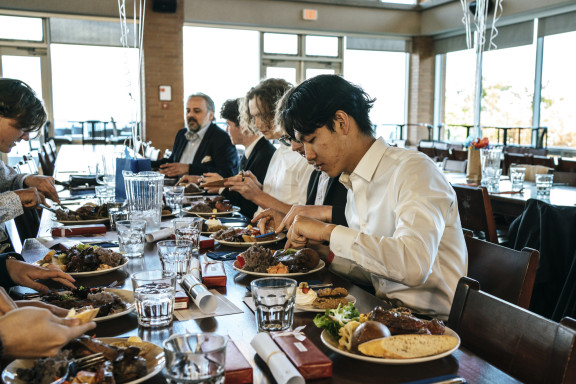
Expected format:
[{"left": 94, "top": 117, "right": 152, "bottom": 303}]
[{"left": 4, "top": 144, "right": 523, "bottom": 383}]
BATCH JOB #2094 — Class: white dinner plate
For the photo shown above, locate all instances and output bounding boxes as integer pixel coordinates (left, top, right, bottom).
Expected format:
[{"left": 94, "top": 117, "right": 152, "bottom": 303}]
[
  {"left": 52, "top": 217, "right": 109, "bottom": 225},
  {"left": 212, "top": 232, "right": 285, "bottom": 247},
  {"left": 1, "top": 337, "right": 165, "bottom": 384},
  {"left": 183, "top": 205, "right": 240, "bottom": 217},
  {"left": 233, "top": 259, "right": 325, "bottom": 277},
  {"left": 296, "top": 294, "right": 357, "bottom": 313},
  {"left": 35, "top": 257, "right": 129, "bottom": 277},
  {"left": 320, "top": 328, "right": 461, "bottom": 365},
  {"left": 94, "top": 288, "right": 136, "bottom": 322}
]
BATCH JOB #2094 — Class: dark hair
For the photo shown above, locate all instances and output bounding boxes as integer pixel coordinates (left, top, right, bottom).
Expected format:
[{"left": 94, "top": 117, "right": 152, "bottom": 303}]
[
  {"left": 188, "top": 92, "right": 216, "bottom": 120},
  {"left": 280, "top": 74, "right": 375, "bottom": 138},
  {"left": 0, "top": 78, "right": 47, "bottom": 132},
  {"left": 220, "top": 98, "right": 240, "bottom": 126},
  {"left": 240, "top": 78, "right": 292, "bottom": 133}
]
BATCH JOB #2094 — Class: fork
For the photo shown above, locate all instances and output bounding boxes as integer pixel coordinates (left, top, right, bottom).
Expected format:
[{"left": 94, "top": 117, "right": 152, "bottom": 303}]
[{"left": 51, "top": 353, "right": 106, "bottom": 384}]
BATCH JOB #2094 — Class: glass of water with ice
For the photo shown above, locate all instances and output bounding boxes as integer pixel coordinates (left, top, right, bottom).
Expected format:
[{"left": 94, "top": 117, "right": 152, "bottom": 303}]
[
  {"left": 116, "top": 219, "right": 147, "bottom": 258},
  {"left": 163, "top": 333, "right": 227, "bottom": 384},
  {"left": 131, "top": 270, "right": 176, "bottom": 328},
  {"left": 157, "top": 240, "right": 194, "bottom": 279},
  {"left": 164, "top": 186, "right": 185, "bottom": 217}
]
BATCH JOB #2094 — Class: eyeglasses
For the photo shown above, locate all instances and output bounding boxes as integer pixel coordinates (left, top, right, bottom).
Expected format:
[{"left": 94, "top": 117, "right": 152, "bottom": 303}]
[{"left": 278, "top": 134, "right": 302, "bottom": 147}]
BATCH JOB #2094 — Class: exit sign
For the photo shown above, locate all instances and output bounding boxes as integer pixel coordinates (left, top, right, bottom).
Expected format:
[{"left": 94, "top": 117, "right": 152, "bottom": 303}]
[{"left": 302, "top": 9, "right": 318, "bottom": 21}]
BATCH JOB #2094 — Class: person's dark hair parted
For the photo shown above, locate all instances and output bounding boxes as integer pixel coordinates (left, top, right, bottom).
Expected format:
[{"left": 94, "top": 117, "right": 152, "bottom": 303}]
[
  {"left": 220, "top": 98, "right": 241, "bottom": 126},
  {"left": 280, "top": 74, "right": 375, "bottom": 138},
  {"left": 0, "top": 78, "right": 47, "bottom": 132}
]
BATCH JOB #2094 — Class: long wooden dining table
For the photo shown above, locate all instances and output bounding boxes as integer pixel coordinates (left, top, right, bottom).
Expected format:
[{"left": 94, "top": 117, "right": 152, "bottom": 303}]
[{"left": 6, "top": 144, "right": 522, "bottom": 383}]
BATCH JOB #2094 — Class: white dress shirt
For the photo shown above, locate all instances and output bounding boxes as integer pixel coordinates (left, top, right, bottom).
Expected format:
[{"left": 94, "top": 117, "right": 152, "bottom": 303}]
[
  {"left": 314, "top": 171, "right": 331, "bottom": 206},
  {"left": 179, "top": 124, "right": 210, "bottom": 164},
  {"left": 257, "top": 144, "right": 313, "bottom": 215},
  {"left": 329, "top": 138, "right": 467, "bottom": 318}
]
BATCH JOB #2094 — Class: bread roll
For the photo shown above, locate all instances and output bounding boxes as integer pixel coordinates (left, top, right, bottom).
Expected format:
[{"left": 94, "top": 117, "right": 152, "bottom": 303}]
[{"left": 358, "top": 334, "right": 459, "bottom": 359}]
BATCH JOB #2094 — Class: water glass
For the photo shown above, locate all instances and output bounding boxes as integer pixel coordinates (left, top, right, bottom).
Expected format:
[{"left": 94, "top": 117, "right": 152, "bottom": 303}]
[
  {"left": 164, "top": 186, "right": 185, "bottom": 217},
  {"left": 95, "top": 185, "right": 114, "bottom": 205},
  {"left": 509, "top": 166, "right": 526, "bottom": 192},
  {"left": 157, "top": 240, "right": 194, "bottom": 279},
  {"left": 173, "top": 218, "right": 203, "bottom": 255},
  {"left": 480, "top": 148, "right": 502, "bottom": 193},
  {"left": 131, "top": 270, "right": 176, "bottom": 328},
  {"left": 107, "top": 200, "right": 127, "bottom": 231},
  {"left": 536, "top": 173, "right": 554, "bottom": 198},
  {"left": 163, "top": 333, "right": 227, "bottom": 384},
  {"left": 117, "top": 219, "right": 147, "bottom": 258},
  {"left": 251, "top": 277, "right": 297, "bottom": 332}
]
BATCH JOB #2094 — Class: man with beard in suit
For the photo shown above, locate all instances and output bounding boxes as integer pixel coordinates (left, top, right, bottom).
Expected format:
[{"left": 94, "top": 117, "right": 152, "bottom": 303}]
[{"left": 153, "top": 93, "right": 238, "bottom": 178}]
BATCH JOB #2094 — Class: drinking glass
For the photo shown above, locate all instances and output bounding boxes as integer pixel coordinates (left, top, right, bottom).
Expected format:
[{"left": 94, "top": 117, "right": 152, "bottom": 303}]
[
  {"left": 117, "top": 219, "right": 147, "bottom": 258},
  {"left": 509, "top": 166, "right": 526, "bottom": 192},
  {"left": 480, "top": 148, "right": 502, "bottom": 193},
  {"left": 157, "top": 239, "right": 194, "bottom": 279},
  {"left": 535, "top": 173, "right": 554, "bottom": 198},
  {"left": 163, "top": 333, "right": 227, "bottom": 384},
  {"left": 251, "top": 277, "right": 297, "bottom": 332},
  {"left": 131, "top": 270, "right": 176, "bottom": 328},
  {"left": 107, "top": 200, "right": 128, "bottom": 231},
  {"left": 164, "top": 186, "right": 185, "bottom": 217},
  {"left": 95, "top": 185, "right": 114, "bottom": 205},
  {"left": 173, "top": 218, "right": 203, "bottom": 256}
]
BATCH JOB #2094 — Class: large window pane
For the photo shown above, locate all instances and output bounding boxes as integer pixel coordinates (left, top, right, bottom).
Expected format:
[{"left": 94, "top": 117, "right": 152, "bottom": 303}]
[
  {"left": 444, "top": 49, "right": 475, "bottom": 141},
  {"left": 306, "top": 36, "right": 338, "bottom": 57},
  {"left": 541, "top": 31, "right": 576, "bottom": 148},
  {"left": 184, "top": 27, "right": 259, "bottom": 118},
  {"left": 481, "top": 44, "right": 535, "bottom": 145},
  {"left": 264, "top": 33, "right": 298, "bottom": 55},
  {"left": 0, "top": 15, "right": 43, "bottom": 41},
  {"left": 51, "top": 44, "right": 140, "bottom": 129},
  {"left": 344, "top": 49, "right": 407, "bottom": 140},
  {"left": 265, "top": 67, "right": 297, "bottom": 85}
]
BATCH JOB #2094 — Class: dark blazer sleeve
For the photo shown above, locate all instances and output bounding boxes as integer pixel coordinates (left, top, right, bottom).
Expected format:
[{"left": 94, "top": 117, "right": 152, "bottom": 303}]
[
  {"left": 223, "top": 138, "right": 276, "bottom": 218},
  {"left": 151, "top": 128, "right": 187, "bottom": 168},
  {"left": 306, "top": 171, "right": 348, "bottom": 227},
  {"left": 189, "top": 124, "right": 239, "bottom": 177},
  {"left": 0, "top": 252, "right": 24, "bottom": 290}
]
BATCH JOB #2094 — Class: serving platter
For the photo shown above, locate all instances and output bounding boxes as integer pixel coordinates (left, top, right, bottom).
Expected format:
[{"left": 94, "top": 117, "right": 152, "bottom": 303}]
[
  {"left": 35, "top": 258, "right": 129, "bottom": 277},
  {"left": 320, "top": 328, "right": 460, "bottom": 365},
  {"left": 233, "top": 259, "right": 325, "bottom": 277},
  {"left": 183, "top": 205, "right": 240, "bottom": 217},
  {"left": 296, "top": 294, "right": 356, "bottom": 313},
  {"left": 212, "top": 232, "right": 285, "bottom": 247},
  {"left": 94, "top": 288, "right": 136, "bottom": 322},
  {"left": 1, "top": 337, "right": 165, "bottom": 384}
]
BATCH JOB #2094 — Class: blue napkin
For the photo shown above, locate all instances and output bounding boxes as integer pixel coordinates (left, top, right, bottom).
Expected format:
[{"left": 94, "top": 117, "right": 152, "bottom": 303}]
[{"left": 205, "top": 251, "right": 239, "bottom": 261}]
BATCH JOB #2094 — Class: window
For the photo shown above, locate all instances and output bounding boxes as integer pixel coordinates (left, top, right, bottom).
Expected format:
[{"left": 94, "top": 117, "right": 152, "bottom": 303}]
[
  {"left": 183, "top": 26, "right": 260, "bottom": 119},
  {"left": 540, "top": 31, "right": 576, "bottom": 148},
  {"left": 264, "top": 33, "right": 297, "bottom": 55},
  {"left": 344, "top": 48, "right": 407, "bottom": 140},
  {"left": 0, "top": 15, "right": 43, "bottom": 41}
]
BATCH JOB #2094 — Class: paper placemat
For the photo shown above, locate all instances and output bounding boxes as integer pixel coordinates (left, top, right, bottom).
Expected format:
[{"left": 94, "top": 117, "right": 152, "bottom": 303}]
[{"left": 174, "top": 289, "right": 244, "bottom": 321}]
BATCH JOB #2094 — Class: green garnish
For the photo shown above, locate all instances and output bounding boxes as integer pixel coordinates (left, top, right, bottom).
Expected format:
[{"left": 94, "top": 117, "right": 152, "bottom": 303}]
[{"left": 313, "top": 303, "right": 360, "bottom": 339}]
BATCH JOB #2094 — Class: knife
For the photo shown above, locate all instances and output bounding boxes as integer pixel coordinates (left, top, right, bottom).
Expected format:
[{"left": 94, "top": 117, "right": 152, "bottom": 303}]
[{"left": 38, "top": 203, "right": 60, "bottom": 214}]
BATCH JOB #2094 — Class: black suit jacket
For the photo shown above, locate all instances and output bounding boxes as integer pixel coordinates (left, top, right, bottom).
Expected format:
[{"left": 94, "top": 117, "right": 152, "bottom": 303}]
[
  {"left": 223, "top": 137, "right": 276, "bottom": 218},
  {"left": 153, "top": 123, "right": 239, "bottom": 177},
  {"left": 306, "top": 170, "right": 348, "bottom": 226}
]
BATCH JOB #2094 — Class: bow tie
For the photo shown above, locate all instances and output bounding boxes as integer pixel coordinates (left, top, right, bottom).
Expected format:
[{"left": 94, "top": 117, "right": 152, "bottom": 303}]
[{"left": 185, "top": 130, "right": 200, "bottom": 142}]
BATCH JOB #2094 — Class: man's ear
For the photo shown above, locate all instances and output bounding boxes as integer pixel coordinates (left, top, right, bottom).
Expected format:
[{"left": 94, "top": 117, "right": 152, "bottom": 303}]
[{"left": 334, "top": 110, "right": 349, "bottom": 134}]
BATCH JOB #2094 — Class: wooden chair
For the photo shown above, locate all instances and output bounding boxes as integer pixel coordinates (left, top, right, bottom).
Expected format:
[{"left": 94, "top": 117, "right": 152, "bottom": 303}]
[
  {"left": 465, "top": 235, "right": 539, "bottom": 309},
  {"left": 443, "top": 159, "right": 467, "bottom": 173},
  {"left": 39, "top": 144, "right": 55, "bottom": 176},
  {"left": 450, "top": 148, "right": 468, "bottom": 161},
  {"left": 448, "top": 277, "right": 576, "bottom": 384},
  {"left": 557, "top": 157, "right": 576, "bottom": 173},
  {"left": 453, "top": 184, "right": 498, "bottom": 243},
  {"left": 417, "top": 145, "right": 436, "bottom": 160},
  {"left": 435, "top": 148, "right": 450, "bottom": 162},
  {"left": 552, "top": 171, "right": 576, "bottom": 187},
  {"left": 503, "top": 152, "right": 532, "bottom": 175},
  {"left": 532, "top": 155, "right": 556, "bottom": 170}
]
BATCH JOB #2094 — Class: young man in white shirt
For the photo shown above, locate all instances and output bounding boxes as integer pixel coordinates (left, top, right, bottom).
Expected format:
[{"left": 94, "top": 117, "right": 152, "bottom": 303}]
[{"left": 277, "top": 74, "right": 467, "bottom": 318}]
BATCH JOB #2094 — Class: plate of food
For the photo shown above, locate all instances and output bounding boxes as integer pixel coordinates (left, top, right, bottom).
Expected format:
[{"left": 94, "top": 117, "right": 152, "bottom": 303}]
[
  {"left": 52, "top": 203, "right": 109, "bottom": 225},
  {"left": 36, "top": 244, "right": 128, "bottom": 277},
  {"left": 211, "top": 226, "right": 285, "bottom": 247},
  {"left": 295, "top": 284, "right": 357, "bottom": 312},
  {"left": 233, "top": 246, "right": 325, "bottom": 276},
  {"left": 37, "top": 287, "right": 135, "bottom": 322},
  {"left": 1, "top": 336, "right": 165, "bottom": 384},
  {"left": 183, "top": 196, "right": 239, "bottom": 216},
  {"left": 180, "top": 182, "right": 204, "bottom": 196},
  {"left": 316, "top": 305, "right": 460, "bottom": 365}
]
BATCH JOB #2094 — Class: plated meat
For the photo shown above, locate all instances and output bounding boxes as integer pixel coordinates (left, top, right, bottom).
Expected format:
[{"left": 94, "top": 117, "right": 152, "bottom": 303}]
[
  {"left": 41, "top": 286, "right": 127, "bottom": 317},
  {"left": 55, "top": 203, "right": 108, "bottom": 221},
  {"left": 188, "top": 197, "right": 232, "bottom": 213},
  {"left": 368, "top": 307, "right": 445, "bottom": 335},
  {"left": 41, "top": 244, "right": 126, "bottom": 273},
  {"left": 238, "top": 245, "right": 320, "bottom": 274}
]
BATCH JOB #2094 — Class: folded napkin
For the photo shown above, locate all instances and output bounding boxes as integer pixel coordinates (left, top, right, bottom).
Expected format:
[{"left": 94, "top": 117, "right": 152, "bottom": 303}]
[
  {"left": 145, "top": 227, "right": 173, "bottom": 242},
  {"left": 251, "top": 333, "right": 304, "bottom": 384},
  {"left": 181, "top": 260, "right": 218, "bottom": 314}
]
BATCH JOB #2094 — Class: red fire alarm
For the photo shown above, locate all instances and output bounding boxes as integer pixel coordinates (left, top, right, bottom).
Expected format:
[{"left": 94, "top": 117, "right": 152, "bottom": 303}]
[{"left": 302, "top": 9, "right": 318, "bottom": 21}]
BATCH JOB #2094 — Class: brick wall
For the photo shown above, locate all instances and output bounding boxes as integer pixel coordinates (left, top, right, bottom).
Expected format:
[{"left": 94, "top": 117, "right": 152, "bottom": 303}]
[
  {"left": 407, "top": 36, "right": 435, "bottom": 146},
  {"left": 142, "top": 0, "right": 184, "bottom": 152}
]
